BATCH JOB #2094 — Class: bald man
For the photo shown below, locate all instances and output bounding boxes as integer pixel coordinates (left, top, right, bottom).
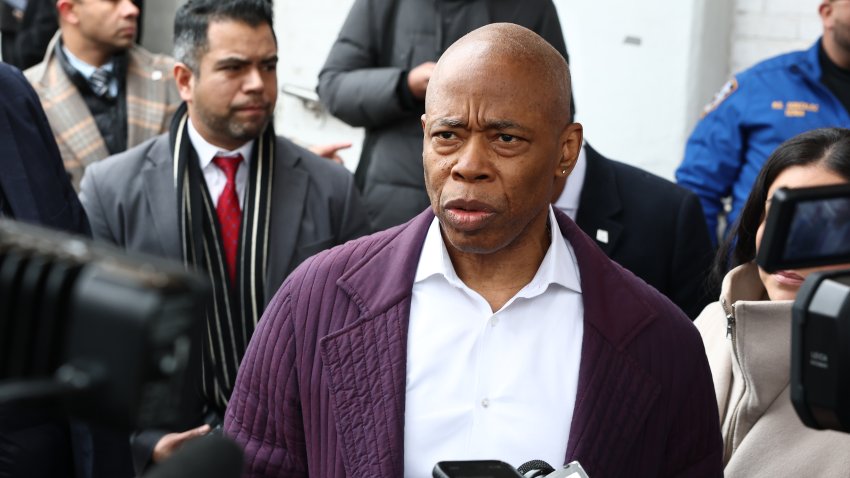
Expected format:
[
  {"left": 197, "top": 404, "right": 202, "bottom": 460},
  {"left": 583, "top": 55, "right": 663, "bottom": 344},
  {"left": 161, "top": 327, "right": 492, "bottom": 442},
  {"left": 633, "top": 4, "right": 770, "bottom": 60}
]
[{"left": 224, "top": 24, "right": 723, "bottom": 478}]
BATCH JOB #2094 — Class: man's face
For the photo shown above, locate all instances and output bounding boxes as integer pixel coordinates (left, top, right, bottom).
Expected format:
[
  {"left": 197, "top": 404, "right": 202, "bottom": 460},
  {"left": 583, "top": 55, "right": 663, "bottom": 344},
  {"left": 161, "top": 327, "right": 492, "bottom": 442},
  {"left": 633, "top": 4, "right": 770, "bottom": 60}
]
[
  {"left": 72, "top": 0, "right": 138, "bottom": 53},
  {"left": 422, "top": 54, "right": 580, "bottom": 255},
  {"left": 824, "top": 0, "right": 850, "bottom": 55},
  {"left": 180, "top": 20, "right": 278, "bottom": 150}
]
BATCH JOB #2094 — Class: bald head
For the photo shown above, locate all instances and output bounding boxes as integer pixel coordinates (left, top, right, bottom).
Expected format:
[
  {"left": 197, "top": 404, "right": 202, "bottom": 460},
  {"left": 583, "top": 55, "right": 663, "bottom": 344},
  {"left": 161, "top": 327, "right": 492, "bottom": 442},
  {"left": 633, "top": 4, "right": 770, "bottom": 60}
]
[{"left": 427, "top": 23, "right": 572, "bottom": 126}]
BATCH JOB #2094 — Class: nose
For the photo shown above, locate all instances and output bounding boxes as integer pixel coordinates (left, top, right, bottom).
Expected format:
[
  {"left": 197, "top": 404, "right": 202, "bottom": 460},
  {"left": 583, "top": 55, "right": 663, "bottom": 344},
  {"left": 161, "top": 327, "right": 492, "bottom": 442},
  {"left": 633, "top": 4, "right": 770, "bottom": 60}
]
[
  {"left": 451, "top": 135, "right": 492, "bottom": 183},
  {"left": 243, "top": 67, "right": 266, "bottom": 93},
  {"left": 122, "top": 0, "right": 140, "bottom": 18}
]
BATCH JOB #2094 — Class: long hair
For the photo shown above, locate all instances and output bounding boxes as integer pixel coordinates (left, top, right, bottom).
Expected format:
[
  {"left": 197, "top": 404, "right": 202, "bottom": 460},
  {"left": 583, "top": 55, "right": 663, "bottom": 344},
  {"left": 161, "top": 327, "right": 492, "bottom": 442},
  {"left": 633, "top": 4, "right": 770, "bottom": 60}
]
[{"left": 712, "top": 127, "right": 850, "bottom": 286}]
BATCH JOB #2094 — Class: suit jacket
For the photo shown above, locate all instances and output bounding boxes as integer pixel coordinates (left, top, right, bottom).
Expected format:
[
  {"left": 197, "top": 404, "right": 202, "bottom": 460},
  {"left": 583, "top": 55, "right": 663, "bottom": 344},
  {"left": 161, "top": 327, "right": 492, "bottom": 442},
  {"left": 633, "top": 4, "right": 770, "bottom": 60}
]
[
  {"left": 79, "top": 131, "right": 372, "bottom": 471},
  {"left": 25, "top": 32, "right": 180, "bottom": 189},
  {"left": 576, "top": 145, "right": 714, "bottom": 319},
  {"left": 0, "top": 63, "right": 93, "bottom": 478},
  {"left": 224, "top": 209, "right": 723, "bottom": 478}
]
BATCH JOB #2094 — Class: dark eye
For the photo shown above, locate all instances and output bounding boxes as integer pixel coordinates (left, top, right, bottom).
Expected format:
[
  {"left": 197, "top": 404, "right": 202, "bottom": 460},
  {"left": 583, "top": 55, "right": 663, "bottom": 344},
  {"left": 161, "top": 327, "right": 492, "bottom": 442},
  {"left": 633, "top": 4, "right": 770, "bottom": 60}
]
[
  {"left": 437, "top": 131, "right": 455, "bottom": 140},
  {"left": 499, "top": 134, "right": 516, "bottom": 143}
]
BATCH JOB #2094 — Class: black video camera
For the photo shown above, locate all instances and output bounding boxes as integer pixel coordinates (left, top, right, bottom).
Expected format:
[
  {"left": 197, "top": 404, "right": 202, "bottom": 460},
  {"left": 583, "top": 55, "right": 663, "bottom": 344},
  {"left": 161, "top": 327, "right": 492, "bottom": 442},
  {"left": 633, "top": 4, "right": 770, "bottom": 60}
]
[
  {"left": 0, "top": 219, "right": 209, "bottom": 431},
  {"left": 756, "top": 183, "right": 850, "bottom": 433}
]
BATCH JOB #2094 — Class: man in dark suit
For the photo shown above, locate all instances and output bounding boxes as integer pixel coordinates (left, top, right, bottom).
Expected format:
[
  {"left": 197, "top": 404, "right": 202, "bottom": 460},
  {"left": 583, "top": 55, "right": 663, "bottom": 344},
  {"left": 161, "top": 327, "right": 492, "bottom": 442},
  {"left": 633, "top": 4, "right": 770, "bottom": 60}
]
[
  {"left": 0, "top": 63, "right": 87, "bottom": 478},
  {"left": 225, "top": 23, "right": 722, "bottom": 477},
  {"left": 553, "top": 143, "right": 714, "bottom": 318},
  {"left": 79, "top": 0, "right": 370, "bottom": 472}
]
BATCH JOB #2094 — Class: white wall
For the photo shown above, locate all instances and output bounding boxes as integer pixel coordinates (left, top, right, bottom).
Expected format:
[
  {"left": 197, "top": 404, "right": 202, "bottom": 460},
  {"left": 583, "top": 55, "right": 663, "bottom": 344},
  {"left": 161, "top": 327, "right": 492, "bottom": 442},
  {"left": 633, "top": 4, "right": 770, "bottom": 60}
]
[{"left": 273, "top": 0, "right": 825, "bottom": 179}]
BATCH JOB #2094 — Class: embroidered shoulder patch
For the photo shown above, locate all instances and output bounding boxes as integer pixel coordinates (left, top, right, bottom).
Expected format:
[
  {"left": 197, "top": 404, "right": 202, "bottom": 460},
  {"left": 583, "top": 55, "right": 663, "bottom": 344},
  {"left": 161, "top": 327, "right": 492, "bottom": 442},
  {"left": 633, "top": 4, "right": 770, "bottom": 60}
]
[{"left": 701, "top": 78, "right": 738, "bottom": 117}]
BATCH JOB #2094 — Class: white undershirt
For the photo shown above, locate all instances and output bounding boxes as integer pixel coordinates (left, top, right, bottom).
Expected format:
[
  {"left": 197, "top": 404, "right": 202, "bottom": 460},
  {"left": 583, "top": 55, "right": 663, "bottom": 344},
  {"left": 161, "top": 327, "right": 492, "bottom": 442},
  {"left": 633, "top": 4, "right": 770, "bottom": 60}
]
[
  {"left": 187, "top": 119, "right": 253, "bottom": 208},
  {"left": 404, "top": 206, "right": 584, "bottom": 477},
  {"left": 553, "top": 144, "right": 587, "bottom": 220}
]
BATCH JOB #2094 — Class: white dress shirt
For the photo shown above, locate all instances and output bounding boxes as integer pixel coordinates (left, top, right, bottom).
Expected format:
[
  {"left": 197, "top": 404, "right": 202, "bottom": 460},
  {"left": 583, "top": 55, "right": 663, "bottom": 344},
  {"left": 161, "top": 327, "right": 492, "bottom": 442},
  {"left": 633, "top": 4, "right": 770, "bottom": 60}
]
[
  {"left": 404, "top": 206, "right": 584, "bottom": 477},
  {"left": 553, "top": 144, "right": 587, "bottom": 220},
  {"left": 187, "top": 119, "right": 253, "bottom": 208}
]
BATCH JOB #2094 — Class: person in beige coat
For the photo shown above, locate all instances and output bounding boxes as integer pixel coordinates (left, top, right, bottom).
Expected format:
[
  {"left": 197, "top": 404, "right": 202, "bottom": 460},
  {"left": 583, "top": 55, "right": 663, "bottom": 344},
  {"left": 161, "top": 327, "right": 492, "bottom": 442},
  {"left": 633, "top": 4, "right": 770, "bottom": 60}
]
[{"left": 696, "top": 127, "right": 850, "bottom": 477}]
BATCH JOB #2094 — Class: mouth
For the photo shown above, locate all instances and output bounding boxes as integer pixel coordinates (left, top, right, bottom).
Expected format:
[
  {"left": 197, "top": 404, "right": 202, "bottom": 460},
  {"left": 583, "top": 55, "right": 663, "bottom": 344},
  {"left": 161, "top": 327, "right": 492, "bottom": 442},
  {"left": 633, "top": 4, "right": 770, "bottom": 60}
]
[
  {"left": 442, "top": 199, "right": 497, "bottom": 231},
  {"left": 772, "top": 270, "right": 805, "bottom": 287}
]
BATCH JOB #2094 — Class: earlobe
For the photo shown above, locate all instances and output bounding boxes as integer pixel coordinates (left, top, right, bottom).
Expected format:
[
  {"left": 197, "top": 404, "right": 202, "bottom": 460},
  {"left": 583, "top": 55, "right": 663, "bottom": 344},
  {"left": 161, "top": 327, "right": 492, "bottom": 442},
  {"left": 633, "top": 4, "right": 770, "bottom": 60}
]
[{"left": 173, "top": 63, "right": 194, "bottom": 103}]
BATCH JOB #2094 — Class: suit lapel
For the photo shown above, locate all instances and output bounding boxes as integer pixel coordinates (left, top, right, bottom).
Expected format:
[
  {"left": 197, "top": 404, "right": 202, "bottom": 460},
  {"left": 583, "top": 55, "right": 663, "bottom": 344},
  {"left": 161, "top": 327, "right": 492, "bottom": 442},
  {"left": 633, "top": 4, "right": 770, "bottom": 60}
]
[
  {"left": 558, "top": 212, "right": 661, "bottom": 475},
  {"left": 140, "top": 138, "right": 181, "bottom": 258},
  {"left": 575, "top": 144, "right": 623, "bottom": 255},
  {"left": 319, "top": 212, "right": 431, "bottom": 477},
  {"left": 36, "top": 43, "right": 110, "bottom": 170}
]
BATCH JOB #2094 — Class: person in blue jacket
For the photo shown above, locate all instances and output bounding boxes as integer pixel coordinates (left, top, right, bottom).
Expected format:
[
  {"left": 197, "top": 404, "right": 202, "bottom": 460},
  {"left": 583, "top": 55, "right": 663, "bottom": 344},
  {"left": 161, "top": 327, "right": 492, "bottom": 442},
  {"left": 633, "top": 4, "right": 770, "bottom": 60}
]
[{"left": 677, "top": 0, "right": 850, "bottom": 245}]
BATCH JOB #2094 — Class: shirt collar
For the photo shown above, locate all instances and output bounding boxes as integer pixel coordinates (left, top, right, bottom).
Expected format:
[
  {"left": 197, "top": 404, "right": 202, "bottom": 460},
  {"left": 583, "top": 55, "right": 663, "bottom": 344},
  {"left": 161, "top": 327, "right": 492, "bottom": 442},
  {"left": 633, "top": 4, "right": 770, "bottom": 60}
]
[
  {"left": 187, "top": 118, "right": 254, "bottom": 169},
  {"left": 553, "top": 143, "right": 587, "bottom": 219},
  {"left": 415, "top": 206, "right": 582, "bottom": 296},
  {"left": 61, "top": 45, "right": 114, "bottom": 80}
]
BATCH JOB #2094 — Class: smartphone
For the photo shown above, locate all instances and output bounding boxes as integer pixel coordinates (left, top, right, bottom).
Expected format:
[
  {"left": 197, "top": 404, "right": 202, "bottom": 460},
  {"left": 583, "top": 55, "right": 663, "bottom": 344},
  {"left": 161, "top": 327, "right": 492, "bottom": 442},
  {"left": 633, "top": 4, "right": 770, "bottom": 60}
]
[{"left": 432, "top": 460, "right": 524, "bottom": 478}]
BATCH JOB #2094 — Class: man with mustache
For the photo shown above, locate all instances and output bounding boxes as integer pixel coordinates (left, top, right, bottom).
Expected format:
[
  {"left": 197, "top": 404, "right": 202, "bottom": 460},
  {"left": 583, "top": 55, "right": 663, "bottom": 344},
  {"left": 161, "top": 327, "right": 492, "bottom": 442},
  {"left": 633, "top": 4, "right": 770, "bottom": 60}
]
[
  {"left": 25, "top": 0, "right": 180, "bottom": 190},
  {"left": 79, "top": 0, "right": 371, "bottom": 473},
  {"left": 225, "top": 23, "right": 723, "bottom": 478}
]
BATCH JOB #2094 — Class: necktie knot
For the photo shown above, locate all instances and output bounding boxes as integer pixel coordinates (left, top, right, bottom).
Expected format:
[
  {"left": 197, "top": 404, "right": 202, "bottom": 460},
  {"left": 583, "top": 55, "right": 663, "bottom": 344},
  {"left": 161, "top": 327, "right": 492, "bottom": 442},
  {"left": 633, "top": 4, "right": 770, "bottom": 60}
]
[
  {"left": 213, "top": 154, "right": 243, "bottom": 180},
  {"left": 89, "top": 67, "right": 113, "bottom": 97}
]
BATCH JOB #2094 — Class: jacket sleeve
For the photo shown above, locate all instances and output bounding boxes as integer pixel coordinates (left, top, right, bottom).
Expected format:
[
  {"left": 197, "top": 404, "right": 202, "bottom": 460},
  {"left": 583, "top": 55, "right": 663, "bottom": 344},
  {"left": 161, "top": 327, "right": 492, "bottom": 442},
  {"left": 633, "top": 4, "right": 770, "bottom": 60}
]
[
  {"left": 668, "top": 191, "right": 715, "bottom": 319},
  {"left": 317, "top": 0, "right": 412, "bottom": 129},
  {"left": 676, "top": 77, "right": 747, "bottom": 244},
  {"left": 79, "top": 163, "right": 121, "bottom": 245},
  {"left": 661, "top": 327, "right": 725, "bottom": 477},
  {"left": 224, "top": 286, "right": 308, "bottom": 477},
  {"left": 5, "top": 0, "right": 57, "bottom": 70}
]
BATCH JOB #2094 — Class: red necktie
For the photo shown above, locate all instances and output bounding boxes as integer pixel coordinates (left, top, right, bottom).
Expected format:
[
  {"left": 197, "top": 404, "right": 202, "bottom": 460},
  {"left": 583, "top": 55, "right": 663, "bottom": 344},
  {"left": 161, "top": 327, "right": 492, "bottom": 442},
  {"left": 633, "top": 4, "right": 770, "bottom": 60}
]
[{"left": 212, "top": 154, "right": 243, "bottom": 285}]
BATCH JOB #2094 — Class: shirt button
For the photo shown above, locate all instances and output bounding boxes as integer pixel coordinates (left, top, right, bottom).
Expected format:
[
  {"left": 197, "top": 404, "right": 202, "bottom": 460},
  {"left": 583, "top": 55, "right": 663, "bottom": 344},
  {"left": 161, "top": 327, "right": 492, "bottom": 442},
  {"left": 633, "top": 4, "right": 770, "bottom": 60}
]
[
  {"left": 490, "top": 317, "right": 499, "bottom": 327},
  {"left": 481, "top": 398, "right": 490, "bottom": 408}
]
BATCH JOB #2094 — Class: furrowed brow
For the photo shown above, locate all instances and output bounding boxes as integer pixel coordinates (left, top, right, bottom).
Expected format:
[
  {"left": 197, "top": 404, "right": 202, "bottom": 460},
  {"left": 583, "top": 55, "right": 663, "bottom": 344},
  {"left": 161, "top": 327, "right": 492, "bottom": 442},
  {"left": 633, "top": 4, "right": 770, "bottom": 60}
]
[{"left": 435, "top": 118, "right": 466, "bottom": 128}]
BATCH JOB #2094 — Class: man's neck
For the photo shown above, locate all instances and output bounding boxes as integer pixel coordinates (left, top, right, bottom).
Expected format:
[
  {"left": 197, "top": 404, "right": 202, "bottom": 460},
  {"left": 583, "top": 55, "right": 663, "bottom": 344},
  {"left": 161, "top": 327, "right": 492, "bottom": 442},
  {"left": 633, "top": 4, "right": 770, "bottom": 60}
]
[
  {"left": 823, "top": 35, "right": 850, "bottom": 70},
  {"left": 61, "top": 33, "right": 112, "bottom": 67},
  {"left": 445, "top": 210, "right": 551, "bottom": 312}
]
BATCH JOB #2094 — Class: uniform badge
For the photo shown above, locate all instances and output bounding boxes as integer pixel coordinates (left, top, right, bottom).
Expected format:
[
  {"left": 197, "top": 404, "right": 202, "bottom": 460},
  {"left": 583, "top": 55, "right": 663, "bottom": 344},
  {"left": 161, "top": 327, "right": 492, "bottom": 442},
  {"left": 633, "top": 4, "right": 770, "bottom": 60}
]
[{"left": 701, "top": 78, "right": 738, "bottom": 117}]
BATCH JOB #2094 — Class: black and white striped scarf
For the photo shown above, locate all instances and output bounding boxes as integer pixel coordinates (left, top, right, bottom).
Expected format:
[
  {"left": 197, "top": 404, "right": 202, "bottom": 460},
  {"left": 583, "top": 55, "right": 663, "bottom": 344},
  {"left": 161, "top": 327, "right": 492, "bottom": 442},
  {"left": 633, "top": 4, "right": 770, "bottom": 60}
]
[{"left": 170, "top": 104, "right": 274, "bottom": 415}]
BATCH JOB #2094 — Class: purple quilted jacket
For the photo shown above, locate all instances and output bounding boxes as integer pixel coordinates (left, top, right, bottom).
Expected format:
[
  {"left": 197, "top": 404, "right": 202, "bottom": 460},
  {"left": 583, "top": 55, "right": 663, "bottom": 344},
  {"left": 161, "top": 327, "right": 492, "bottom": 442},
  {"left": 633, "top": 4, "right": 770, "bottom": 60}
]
[{"left": 224, "top": 209, "right": 723, "bottom": 477}]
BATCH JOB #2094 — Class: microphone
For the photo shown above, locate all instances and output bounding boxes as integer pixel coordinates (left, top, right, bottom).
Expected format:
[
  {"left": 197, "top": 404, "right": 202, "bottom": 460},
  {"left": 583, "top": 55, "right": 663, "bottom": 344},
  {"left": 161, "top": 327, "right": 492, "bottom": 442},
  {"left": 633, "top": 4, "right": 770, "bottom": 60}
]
[
  {"left": 517, "top": 460, "right": 590, "bottom": 478},
  {"left": 517, "top": 460, "right": 555, "bottom": 477},
  {"left": 142, "top": 434, "right": 243, "bottom": 478}
]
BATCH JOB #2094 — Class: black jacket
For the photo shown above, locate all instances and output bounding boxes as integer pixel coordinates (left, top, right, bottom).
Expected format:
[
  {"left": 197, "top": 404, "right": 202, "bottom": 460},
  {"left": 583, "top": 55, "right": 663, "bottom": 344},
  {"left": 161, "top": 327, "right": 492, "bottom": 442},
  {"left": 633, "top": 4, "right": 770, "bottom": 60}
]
[
  {"left": 576, "top": 144, "right": 714, "bottom": 319},
  {"left": 318, "top": 0, "right": 569, "bottom": 230}
]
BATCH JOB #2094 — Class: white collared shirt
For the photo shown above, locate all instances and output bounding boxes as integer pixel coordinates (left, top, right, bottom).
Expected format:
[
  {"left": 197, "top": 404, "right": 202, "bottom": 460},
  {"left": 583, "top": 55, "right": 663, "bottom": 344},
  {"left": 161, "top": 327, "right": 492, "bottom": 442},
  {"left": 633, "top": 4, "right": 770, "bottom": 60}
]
[
  {"left": 404, "top": 206, "right": 584, "bottom": 477},
  {"left": 61, "top": 45, "right": 119, "bottom": 98},
  {"left": 553, "top": 144, "right": 588, "bottom": 220},
  {"left": 187, "top": 119, "right": 253, "bottom": 208}
]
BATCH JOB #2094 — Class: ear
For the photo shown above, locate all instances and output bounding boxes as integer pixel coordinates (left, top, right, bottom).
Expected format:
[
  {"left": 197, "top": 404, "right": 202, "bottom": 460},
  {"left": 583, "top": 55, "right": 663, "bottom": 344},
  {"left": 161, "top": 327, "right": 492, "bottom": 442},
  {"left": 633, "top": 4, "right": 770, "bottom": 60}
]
[
  {"left": 820, "top": 0, "right": 834, "bottom": 28},
  {"left": 56, "top": 0, "right": 78, "bottom": 25},
  {"left": 173, "top": 62, "right": 194, "bottom": 103},
  {"left": 555, "top": 122, "right": 583, "bottom": 178}
]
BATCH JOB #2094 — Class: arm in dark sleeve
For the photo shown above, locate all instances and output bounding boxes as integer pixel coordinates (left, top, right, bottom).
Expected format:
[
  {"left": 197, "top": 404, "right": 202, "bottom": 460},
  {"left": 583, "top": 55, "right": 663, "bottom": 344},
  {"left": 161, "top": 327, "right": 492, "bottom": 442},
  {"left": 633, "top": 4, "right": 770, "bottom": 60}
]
[
  {"left": 0, "top": 62, "right": 89, "bottom": 236},
  {"left": 317, "top": 0, "right": 413, "bottom": 129},
  {"left": 668, "top": 191, "right": 715, "bottom": 319}
]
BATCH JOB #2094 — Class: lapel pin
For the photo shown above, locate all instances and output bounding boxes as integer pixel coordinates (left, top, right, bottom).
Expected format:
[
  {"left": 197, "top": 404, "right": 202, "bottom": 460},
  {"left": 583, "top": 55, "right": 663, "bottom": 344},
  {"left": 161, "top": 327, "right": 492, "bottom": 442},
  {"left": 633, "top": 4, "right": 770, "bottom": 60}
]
[{"left": 596, "top": 229, "right": 609, "bottom": 244}]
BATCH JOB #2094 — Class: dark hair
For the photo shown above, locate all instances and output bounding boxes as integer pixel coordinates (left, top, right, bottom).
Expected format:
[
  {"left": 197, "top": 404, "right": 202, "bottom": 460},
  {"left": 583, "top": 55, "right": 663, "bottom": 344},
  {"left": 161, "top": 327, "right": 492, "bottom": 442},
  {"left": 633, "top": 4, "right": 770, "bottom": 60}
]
[
  {"left": 712, "top": 127, "right": 850, "bottom": 286},
  {"left": 173, "top": 0, "right": 274, "bottom": 72}
]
